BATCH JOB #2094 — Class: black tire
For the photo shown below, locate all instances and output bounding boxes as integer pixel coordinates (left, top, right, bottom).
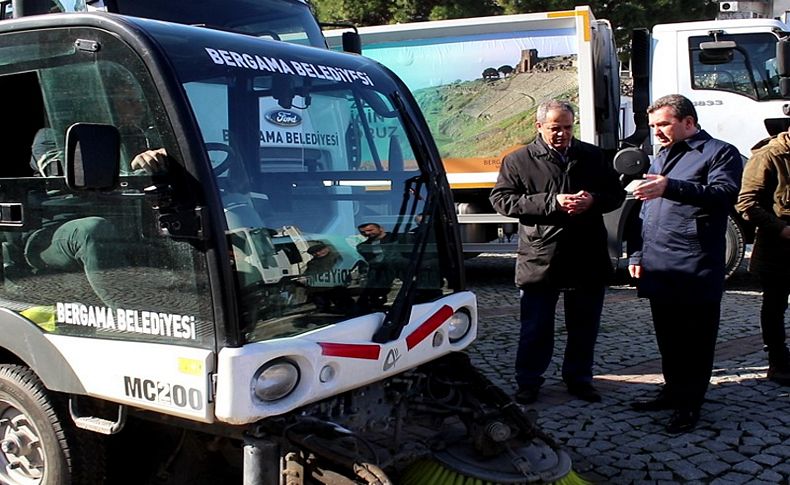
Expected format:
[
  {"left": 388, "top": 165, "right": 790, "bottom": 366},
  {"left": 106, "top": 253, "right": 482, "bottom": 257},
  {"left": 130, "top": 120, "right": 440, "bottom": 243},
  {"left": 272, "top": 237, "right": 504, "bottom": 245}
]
[
  {"left": 0, "top": 364, "right": 105, "bottom": 485},
  {"left": 724, "top": 214, "right": 746, "bottom": 280}
]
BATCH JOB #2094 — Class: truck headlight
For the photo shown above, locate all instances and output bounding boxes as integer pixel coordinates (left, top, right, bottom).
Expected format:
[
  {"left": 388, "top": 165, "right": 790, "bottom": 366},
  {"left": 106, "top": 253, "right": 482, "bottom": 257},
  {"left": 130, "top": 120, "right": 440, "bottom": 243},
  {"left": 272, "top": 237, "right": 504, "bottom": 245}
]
[
  {"left": 252, "top": 358, "right": 300, "bottom": 402},
  {"left": 447, "top": 310, "right": 471, "bottom": 343}
]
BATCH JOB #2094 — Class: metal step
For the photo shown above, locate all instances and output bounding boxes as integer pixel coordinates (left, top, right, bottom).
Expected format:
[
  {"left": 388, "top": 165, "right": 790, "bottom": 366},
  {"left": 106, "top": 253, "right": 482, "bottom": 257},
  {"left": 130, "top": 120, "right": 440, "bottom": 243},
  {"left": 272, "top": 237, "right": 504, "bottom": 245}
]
[{"left": 69, "top": 398, "right": 127, "bottom": 435}]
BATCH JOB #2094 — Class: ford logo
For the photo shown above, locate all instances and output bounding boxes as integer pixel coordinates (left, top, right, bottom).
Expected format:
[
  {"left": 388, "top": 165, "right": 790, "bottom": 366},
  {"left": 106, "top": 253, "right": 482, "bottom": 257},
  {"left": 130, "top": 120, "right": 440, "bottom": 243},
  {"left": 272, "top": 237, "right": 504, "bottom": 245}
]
[{"left": 265, "top": 110, "right": 302, "bottom": 127}]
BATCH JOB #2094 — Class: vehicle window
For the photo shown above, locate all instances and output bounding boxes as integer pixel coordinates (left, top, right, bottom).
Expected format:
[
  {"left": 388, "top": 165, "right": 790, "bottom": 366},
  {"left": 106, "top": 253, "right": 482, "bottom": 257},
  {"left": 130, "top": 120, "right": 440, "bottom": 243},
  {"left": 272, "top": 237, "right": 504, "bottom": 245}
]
[
  {"left": 689, "top": 33, "right": 782, "bottom": 100},
  {"left": 0, "top": 28, "right": 213, "bottom": 347},
  {"left": 182, "top": 62, "right": 449, "bottom": 343}
]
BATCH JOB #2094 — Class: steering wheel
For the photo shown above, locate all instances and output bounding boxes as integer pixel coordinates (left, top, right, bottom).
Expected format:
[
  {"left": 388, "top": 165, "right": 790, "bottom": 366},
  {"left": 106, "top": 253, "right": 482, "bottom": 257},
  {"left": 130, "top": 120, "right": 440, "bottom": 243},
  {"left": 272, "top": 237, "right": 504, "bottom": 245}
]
[{"left": 206, "top": 142, "right": 240, "bottom": 177}]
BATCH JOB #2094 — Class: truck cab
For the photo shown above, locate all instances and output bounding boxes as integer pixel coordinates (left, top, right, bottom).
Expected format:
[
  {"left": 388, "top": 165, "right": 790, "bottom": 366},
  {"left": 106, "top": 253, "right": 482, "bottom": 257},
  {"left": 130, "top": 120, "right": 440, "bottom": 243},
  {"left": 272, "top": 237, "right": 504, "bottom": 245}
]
[{"left": 649, "top": 18, "right": 790, "bottom": 157}]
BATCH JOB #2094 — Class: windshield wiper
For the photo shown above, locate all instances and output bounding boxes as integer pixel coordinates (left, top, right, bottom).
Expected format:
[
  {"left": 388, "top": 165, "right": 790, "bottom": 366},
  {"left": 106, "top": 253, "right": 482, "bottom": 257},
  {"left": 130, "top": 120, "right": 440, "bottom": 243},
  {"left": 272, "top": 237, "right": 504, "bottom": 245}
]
[{"left": 372, "top": 174, "right": 430, "bottom": 344}]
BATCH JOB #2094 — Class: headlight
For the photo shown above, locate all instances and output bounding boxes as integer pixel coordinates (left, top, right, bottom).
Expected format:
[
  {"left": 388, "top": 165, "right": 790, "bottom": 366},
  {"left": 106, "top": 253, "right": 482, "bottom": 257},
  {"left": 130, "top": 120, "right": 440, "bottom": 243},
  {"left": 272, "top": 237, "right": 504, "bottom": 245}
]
[
  {"left": 447, "top": 310, "right": 471, "bottom": 343},
  {"left": 252, "top": 358, "right": 300, "bottom": 402}
]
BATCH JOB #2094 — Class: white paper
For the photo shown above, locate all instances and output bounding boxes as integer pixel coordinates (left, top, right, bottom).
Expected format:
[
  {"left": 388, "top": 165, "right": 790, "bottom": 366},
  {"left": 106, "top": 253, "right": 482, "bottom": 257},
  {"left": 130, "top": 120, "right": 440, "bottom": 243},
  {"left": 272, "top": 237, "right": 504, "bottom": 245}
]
[{"left": 625, "top": 179, "right": 645, "bottom": 193}]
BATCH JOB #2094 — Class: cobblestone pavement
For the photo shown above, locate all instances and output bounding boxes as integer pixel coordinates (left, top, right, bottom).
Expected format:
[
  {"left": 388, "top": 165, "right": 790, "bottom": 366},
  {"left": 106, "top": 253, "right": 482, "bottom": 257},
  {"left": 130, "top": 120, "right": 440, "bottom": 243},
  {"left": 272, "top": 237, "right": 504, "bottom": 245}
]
[{"left": 464, "top": 254, "right": 790, "bottom": 484}]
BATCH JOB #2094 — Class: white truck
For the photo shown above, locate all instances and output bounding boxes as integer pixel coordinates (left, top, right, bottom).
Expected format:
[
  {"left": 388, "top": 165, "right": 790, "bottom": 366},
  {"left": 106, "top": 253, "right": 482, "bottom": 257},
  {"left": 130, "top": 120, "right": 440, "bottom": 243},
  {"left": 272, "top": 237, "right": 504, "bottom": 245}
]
[{"left": 325, "top": 1, "right": 790, "bottom": 277}]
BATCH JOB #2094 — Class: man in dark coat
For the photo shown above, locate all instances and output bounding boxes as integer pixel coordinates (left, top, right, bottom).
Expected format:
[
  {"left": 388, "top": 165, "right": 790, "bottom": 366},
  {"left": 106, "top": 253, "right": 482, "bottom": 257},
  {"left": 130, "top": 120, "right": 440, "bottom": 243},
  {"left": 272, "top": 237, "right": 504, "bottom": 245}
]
[
  {"left": 628, "top": 94, "right": 742, "bottom": 433},
  {"left": 490, "top": 99, "right": 624, "bottom": 405},
  {"left": 736, "top": 127, "right": 790, "bottom": 385}
]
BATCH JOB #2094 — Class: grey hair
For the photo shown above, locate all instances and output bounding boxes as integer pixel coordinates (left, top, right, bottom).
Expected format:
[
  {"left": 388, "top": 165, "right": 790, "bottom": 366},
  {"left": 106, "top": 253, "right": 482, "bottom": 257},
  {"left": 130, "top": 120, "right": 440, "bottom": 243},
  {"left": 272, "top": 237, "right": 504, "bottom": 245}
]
[
  {"left": 536, "top": 100, "right": 575, "bottom": 123},
  {"left": 647, "top": 94, "right": 698, "bottom": 124}
]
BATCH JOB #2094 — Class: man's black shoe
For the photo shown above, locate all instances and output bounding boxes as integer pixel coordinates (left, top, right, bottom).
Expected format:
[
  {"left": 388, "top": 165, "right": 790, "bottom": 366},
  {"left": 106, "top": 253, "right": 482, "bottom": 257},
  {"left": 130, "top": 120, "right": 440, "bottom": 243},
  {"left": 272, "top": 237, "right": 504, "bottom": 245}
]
[
  {"left": 630, "top": 394, "right": 673, "bottom": 412},
  {"left": 515, "top": 386, "right": 540, "bottom": 405},
  {"left": 665, "top": 409, "right": 700, "bottom": 434},
  {"left": 767, "top": 366, "right": 790, "bottom": 386},
  {"left": 566, "top": 382, "right": 601, "bottom": 403}
]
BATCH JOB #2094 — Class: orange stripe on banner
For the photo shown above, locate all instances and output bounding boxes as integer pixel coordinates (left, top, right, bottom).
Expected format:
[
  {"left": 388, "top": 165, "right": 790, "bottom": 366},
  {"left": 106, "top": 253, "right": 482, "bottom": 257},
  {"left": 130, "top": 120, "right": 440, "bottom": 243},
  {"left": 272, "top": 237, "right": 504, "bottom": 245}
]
[
  {"left": 449, "top": 182, "right": 496, "bottom": 190},
  {"left": 548, "top": 9, "right": 590, "bottom": 42},
  {"left": 442, "top": 146, "right": 524, "bottom": 173}
]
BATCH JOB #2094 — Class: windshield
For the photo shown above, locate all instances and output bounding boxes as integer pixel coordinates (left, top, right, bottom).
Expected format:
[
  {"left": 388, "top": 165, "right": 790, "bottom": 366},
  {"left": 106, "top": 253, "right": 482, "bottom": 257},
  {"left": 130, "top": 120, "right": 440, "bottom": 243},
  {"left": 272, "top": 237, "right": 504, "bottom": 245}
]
[{"left": 149, "top": 23, "right": 453, "bottom": 342}]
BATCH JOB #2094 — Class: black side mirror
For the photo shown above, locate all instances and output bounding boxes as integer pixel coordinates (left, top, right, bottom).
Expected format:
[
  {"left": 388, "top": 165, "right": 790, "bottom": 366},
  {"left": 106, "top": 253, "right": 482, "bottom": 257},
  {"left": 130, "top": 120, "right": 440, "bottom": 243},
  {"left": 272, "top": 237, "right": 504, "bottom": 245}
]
[
  {"left": 65, "top": 123, "right": 120, "bottom": 191},
  {"left": 320, "top": 22, "right": 361, "bottom": 54},
  {"left": 342, "top": 31, "right": 361, "bottom": 55},
  {"left": 698, "top": 40, "right": 737, "bottom": 65},
  {"left": 613, "top": 147, "right": 649, "bottom": 176}
]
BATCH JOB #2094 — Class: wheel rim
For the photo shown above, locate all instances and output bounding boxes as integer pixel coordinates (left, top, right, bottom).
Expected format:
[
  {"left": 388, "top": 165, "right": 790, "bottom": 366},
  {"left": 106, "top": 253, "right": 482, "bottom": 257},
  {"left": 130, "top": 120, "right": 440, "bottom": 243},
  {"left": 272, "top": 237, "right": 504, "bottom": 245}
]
[{"left": 0, "top": 401, "right": 45, "bottom": 484}]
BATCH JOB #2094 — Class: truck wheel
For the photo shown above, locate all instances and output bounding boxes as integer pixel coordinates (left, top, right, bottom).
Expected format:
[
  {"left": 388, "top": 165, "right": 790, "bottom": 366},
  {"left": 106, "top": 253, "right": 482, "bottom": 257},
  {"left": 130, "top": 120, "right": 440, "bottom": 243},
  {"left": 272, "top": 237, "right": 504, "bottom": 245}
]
[
  {"left": 724, "top": 214, "right": 745, "bottom": 280},
  {"left": 0, "top": 364, "right": 104, "bottom": 485}
]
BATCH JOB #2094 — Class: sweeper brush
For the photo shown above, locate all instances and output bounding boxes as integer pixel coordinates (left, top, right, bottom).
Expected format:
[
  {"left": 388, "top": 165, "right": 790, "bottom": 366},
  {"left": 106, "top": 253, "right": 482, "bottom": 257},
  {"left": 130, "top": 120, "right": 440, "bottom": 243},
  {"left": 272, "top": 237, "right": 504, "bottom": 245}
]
[
  {"left": 401, "top": 460, "right": 590, "bottom": 485},
  {"left": 275, "top": 352, "right": 584, "bottom": 484}
]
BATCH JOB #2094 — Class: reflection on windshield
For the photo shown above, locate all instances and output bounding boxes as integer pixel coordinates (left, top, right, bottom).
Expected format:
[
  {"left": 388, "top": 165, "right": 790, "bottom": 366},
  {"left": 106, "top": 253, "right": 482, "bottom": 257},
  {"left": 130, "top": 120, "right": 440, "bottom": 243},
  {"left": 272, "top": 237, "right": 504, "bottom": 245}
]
[{"left": 184, "top": 65, "right": 448, "bottom": 342}]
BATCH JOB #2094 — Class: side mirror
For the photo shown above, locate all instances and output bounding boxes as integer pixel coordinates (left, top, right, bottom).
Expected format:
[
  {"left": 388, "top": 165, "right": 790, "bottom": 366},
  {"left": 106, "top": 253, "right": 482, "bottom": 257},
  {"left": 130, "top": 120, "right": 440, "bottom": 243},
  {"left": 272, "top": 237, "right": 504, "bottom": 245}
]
[
  {"left": 613, "top": 147, "right": 649, "bottom": 176},
  {"left": 698, "top": 40, "right": 736, "bottom": 65},
  {"left": 777, "top": 39, "right": 790, "bottom": 77},
  {"left": 342, "top": 31, "right": 361, "bottom": 55},
  {"left": 320, "top": 22, "right": 361, "bottom": 54},
  {"left": 65, "top": 123, "right": 120, "bottom": 191}
]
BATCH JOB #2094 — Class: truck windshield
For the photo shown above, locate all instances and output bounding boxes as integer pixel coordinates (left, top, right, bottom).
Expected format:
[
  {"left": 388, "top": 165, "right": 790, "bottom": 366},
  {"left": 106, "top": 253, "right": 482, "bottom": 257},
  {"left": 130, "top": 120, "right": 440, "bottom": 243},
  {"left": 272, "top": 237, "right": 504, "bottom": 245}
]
[{"left": 149, "top": 24, "right": 451, "bottom": 342}]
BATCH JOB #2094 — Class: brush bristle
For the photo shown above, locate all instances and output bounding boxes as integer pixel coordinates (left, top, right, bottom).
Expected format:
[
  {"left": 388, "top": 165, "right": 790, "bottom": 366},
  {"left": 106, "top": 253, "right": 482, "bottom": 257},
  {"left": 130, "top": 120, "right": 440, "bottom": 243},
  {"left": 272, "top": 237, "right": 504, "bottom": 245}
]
[{"left": 400, "top": 459, "right": 592, "bottom": 485}]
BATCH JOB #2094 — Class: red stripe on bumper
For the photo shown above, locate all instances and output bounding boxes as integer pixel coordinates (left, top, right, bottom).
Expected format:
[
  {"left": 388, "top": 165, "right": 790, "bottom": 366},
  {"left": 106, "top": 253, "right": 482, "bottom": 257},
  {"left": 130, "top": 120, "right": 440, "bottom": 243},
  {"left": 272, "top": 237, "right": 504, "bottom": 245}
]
[
  {"left": 318, "top": 342, "right": 381, "bottom": 360},
  {"left": 406, "top": 305, "right": 454, "bottom": 350}
]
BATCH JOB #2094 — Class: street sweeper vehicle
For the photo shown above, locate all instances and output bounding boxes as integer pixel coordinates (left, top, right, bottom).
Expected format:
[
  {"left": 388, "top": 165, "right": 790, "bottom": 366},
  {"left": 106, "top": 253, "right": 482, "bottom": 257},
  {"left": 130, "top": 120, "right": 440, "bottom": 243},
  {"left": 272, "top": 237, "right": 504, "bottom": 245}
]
[
  {"left": 0, "top": 3, "right": 579, "bottom": 484},
  {"left": 325, "top": 2, "right": 790, "bottom": 278}
]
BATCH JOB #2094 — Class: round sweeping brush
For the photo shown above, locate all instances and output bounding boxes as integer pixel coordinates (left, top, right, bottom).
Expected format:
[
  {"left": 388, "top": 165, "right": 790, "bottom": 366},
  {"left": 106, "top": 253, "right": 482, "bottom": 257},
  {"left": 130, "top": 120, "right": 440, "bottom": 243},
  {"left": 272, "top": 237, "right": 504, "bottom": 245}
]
[{"left": 400, "top": 459, "right": 591, "bottom": 485}]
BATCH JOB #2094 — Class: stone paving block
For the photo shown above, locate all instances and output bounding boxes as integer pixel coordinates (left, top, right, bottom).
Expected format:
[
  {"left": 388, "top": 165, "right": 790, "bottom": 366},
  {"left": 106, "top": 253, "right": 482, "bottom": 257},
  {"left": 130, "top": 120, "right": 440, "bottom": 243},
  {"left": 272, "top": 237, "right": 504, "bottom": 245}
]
[
  {"left": 763, "top": 444, "right": 790, "bottom": 459},
  {"left": 711, "top": 472, "right": 752, "bottom": 484},
  {"left": 697, "top": 459, "right": 730, "bottom": 476},
  {"left": 619, "top": 469, "right": 648, "bottom": 481},
  {"left": 750, "top": 453, "right": 782, "bottom": 467},
  {"left": 741, "top": 436, "right": 766, "bottom": 446},
  {"left": 697, "top": 439, "right": 731, "bottom": 454},
  {"left": 688, "top": 451, "right": 718, "bottom": 465},
  {"left": 757, "top": 469, "right": 784, "bottom": 482},
  {"left": 733, "top": 459, "right": 764, "bottom": 474},
  {"left": 674, "top": 444, "right": 706, "bottom": 458},
  {"left": 736, "top": 445, "right": 761, "bottom": 456},
  {"left": 716, "top": 450, "right": 749, "bottom": 464},
  {"left": 664, "top": 460, "right": 708, "bottom": 481},
  {"left": 648, "top": 470, "right": 673, "bottom": 480}
]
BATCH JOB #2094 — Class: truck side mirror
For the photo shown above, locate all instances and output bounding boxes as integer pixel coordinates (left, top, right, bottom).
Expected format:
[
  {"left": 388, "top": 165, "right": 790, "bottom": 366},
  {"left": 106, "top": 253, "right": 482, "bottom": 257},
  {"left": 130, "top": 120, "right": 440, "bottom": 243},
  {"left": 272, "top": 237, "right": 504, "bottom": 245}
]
[
  {"left": 65, "top": 123, "right": 120, "bottom": 191},
  {"left": 320, "top": 22, "right": 361, "bottom": 54},
  {"left": 698, "top": 40, "right": 736, "bottom": 65},
  {"left": 777, "top": 39, "right": 790, "bottom": 77},
  {"left": 342, "top": 31, "right": 361, "bottom": 55},
  {"left": 613, "top": 147, "right": 649, "bottom": 176}
]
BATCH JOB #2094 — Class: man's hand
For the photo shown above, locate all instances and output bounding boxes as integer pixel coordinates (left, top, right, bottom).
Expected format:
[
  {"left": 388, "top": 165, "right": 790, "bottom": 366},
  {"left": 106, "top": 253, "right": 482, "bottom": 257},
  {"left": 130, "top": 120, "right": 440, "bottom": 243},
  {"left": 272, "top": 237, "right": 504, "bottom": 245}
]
[
  {"left": 628, "top": 264, "right": 641, "bottom": 279},
  {"left": 130, "top": 147, "right": 168, "bottom": 173},
  {"left": 556, "top": 190, "right": 593, "bottom": 215},
  {"left": 632, "top": 174, "right": 668, "bottom": 201},
  {"left": 781, "top": 226, "right": 790, "bottom": 240}
]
